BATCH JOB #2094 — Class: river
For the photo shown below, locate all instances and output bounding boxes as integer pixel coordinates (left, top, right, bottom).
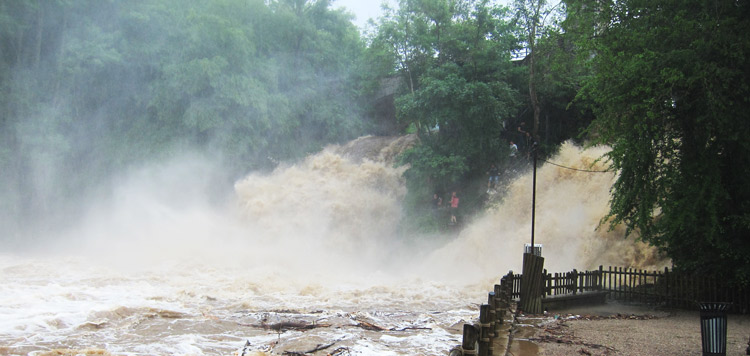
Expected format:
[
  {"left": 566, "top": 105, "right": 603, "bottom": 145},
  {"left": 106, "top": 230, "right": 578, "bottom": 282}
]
[{"left": 0, "top": 137, "right": 666, "bottom": 355}]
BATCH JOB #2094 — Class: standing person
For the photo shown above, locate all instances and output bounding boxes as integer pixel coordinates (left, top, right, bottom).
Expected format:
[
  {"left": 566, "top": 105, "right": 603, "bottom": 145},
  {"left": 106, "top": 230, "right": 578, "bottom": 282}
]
[
  {"left": 432, "top": 193, "right": 442, "bottom": 210},
  {"left": 431, "top": 192, "right": 443, "bottom": 222},
  {"left": 449, "top": 191, "right": 459, "bottom": 225},
  {"left": 509, "top": 141, "right": 518, "bottom": 158},
  {"left": 487, "top": 164, "right": 499, "bottom": 193},
  {"left": 509, "top": 141, "right": 519, "bottom": 172}
]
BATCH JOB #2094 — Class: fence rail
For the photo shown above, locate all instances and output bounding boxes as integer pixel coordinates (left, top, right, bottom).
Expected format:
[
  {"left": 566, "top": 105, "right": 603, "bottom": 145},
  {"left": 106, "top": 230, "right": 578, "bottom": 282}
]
[{"left": 508, "top": 266, "right": 749, "bottom": 314}]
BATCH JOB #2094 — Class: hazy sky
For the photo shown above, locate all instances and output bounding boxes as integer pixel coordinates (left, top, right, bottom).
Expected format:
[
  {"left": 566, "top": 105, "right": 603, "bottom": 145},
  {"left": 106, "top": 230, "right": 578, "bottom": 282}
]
[
  {"left": 334, "top": 0, "right": 513, "bottom": 30},
  {"left": 334, "top": 0, "right": 397, "bottom": 29}
]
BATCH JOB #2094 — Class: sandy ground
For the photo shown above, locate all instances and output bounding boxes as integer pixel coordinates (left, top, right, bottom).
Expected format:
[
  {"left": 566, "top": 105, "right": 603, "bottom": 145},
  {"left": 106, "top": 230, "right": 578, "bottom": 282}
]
[{"left": 526, "top": 303, "right": 750, "bottom": 356}]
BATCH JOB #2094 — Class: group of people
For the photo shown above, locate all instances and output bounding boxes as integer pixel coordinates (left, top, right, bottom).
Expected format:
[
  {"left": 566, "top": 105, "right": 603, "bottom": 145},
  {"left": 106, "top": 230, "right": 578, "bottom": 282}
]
[
  {"left": 486, "top": 140, "right": 520, "bottom": 192},
  {"left": 432, "top": 191, "right": 460, "bottom": 225},
  {"left": 431, "top": 132, "right": 528, "bottom": 227}
]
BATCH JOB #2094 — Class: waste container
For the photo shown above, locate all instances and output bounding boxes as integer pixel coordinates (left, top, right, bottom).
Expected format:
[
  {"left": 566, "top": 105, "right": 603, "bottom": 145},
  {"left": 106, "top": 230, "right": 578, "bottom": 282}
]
[{"left": 699, "top": 302, "right": 731, "bottom": 356}]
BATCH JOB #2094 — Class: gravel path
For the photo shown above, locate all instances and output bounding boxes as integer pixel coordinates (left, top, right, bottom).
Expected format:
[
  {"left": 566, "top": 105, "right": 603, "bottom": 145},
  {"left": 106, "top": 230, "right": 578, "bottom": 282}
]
[{"left": 526, "top": 304, "right": 750, "bottom": 356}]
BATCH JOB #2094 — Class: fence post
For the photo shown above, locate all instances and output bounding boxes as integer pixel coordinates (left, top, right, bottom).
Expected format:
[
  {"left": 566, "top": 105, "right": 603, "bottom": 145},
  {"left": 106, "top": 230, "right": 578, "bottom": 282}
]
[
  {"left": 487, "top": 292, "right": 496, "bottom": 338},
  {"left": 500, "top": 272, "right": 511, "bottom": 299},
  {"left": 584, "top": 270, "right": 589, "bottom": 292},
  {"left": 520, "top": 253, "right": 545, "bottom": 314},
  {"left": 493, "top": 284, "right": 506, "bottom": 324},
  {"left": 572, "top": 269, "right": 578, "bottom": 295},
  {"left": 662, "top": 267, "right": 672, "bottom": 305},
  {"left": 479, "top": 304, "right": 492, "bottom": 356},
  {"left": 462, "top": 324, "right": 479, "bottom": 355},
  {"left": 643, "top": 270, "right": 647, "bottom": 301},
  {"left": 505, "top": 271, "right": 515, "bottom": 298},
  {"left": 598, "top": 265, "right": 604, "bottom": 291},
  {"left": 583, "top": 270, "right": 588, "bottom": 292}
]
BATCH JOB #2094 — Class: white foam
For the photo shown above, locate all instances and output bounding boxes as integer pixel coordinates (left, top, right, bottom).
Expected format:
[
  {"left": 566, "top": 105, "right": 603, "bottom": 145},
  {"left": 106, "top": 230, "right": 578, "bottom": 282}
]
[{"left": 0, "top": 139, "right": 668, "bottom": 355}]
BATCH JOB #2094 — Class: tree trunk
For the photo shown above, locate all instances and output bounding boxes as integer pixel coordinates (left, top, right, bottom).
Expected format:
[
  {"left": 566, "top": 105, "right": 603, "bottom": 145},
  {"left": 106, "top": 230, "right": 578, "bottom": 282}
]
[
  {"left": 34, "top": 2, "right": 44, "bottom": 69},
  {"left": 527, "top": 0, "right": 544, "bottom": 141},
  {"left": 529, "top": 52, "right": 541, "bottom": 141},
  {"left": 15, "top": 24, "right": 24, "bottom": 66},
  {"left": 545, "top": 111, "right": 549, "bottom": 145},
  {"left": 53, "top": 4, "right": 68, "bottom": 108}
]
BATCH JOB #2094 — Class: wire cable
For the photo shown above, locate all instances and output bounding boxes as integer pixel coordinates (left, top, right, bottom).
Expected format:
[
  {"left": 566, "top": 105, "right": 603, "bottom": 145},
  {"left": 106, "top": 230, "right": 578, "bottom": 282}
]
[{"left": 542, "top": 159, "right": 611, "bottom": 173}]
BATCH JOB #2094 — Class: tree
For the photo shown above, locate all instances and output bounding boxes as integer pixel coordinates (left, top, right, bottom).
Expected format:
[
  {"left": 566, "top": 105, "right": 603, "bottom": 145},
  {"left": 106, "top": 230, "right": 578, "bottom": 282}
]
[
  {"left": 371, "top": 0, "right": 522, "bottom": 230},
  {"left": 512, "top": 0, "right": 565, "bottom": 141},
  {"left": 576, "top": 0, "right": 750, "bottom": 284}
]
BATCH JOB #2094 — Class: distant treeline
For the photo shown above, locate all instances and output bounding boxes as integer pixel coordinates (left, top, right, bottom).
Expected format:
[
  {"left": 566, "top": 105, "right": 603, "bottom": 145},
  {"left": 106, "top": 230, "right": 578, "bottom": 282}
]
[{"left": 0, "top": 0, "right": 375, "bottom": 231}]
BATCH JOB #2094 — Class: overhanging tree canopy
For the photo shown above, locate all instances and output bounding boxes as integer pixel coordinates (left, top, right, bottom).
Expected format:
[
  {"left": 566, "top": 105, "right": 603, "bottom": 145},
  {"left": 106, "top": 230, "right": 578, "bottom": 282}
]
[{"left": 573, "top": 0, "right": 750, "bottom": 284}]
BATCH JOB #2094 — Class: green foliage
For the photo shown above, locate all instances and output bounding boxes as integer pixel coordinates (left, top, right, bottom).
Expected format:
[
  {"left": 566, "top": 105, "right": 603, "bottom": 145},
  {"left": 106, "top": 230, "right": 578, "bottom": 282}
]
[
  {"left": 0, "top": 0, "right": 369, "bottom": 231},
  {"left": 398, "top": 141, "right": 469, "bottom": 189},
  {"left": 397, "top": 141, "right": 468, "bottom": 232},
  {"left": 532, "top": 26, "right": 595, "bottom": 147},
  {"left": 369, "top": 0, "right": 525, "bottom": 230},
  {"left": 575, "top": 0, "right": 750, "bottom": 284}
]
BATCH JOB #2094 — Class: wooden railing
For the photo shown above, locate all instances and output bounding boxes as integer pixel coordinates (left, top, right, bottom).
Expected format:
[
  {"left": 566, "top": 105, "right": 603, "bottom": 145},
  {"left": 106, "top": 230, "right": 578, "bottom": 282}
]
[
  {"left": 452, "top": 266, "right": 749, "bottom": 355},
  {"left": 451, "top": 272, "right": 515, "bottom": 356},
  {"left": 601, "top": 266, "right": 749, "bottom": 313},
  {"left": 506, "top": 266, "right": 749, "bottom": 314}
]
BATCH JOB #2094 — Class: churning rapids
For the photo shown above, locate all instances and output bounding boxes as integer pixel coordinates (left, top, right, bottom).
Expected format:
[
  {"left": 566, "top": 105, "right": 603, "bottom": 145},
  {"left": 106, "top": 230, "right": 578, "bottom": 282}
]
[{"left": 0, "top": 136, "right": 667, "bottom": 356}]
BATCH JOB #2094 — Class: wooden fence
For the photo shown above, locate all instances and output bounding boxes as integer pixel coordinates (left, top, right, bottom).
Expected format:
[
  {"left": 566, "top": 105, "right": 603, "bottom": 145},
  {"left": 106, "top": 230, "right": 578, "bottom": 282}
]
[
  {"left": 452, "top": 266, "right": 748, "bottom": 355},
  {"left": 451, "top": 272, "right": 516, "bottom": 356},
  {"left": 507, "top": 266, "right": 749, "bottom": 314}
]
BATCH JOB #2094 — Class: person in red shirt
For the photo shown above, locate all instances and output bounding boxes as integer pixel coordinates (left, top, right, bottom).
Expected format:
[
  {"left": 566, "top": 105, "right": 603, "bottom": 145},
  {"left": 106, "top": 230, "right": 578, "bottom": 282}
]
[{"left": 449, "top": 191, "right": 459, "bottom": 224}]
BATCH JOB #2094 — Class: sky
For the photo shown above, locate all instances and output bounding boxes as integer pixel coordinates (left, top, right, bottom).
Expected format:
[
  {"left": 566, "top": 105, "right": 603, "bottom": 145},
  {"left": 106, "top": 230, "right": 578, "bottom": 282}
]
[
  {"left": 334, "top": 0, "right": 397, "bottom": 29},
  {"left": 333, "top": 0, "right": 513, "bottom": 30}
]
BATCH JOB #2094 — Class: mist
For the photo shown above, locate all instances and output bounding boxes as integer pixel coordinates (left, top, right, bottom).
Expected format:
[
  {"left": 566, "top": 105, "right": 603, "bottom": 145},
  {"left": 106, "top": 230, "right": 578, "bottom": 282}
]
[
  {"left": 44, "top": 136, "right": 447, "bottom": 287},
  {"left": 0, "top": 0, "right": 369, "bottom": 247},
  {"left": 421, "top": 143, "right": 668, "bottom": 283},
  {"left": 30, "top": 137, "right": 667, "bottom": 287}
]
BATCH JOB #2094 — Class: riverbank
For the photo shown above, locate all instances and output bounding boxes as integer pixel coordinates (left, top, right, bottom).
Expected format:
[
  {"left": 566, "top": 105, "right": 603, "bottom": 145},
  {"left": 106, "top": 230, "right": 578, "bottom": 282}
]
[{"left": 525, "top": 303, "right": 750, "bottom": 356}]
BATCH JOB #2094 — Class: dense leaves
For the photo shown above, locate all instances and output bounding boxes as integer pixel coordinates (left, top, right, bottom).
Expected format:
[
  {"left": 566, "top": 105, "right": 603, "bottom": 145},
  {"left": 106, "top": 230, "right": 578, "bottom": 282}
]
[
  {"left": 574, "top": 0, "right": 750, "bottom": 284},
  {"left": 0, "top": 0, "right": 367, "bottom": 232},
  {"left": 370, "top": 0, "right": 526, "bottom": 229}
]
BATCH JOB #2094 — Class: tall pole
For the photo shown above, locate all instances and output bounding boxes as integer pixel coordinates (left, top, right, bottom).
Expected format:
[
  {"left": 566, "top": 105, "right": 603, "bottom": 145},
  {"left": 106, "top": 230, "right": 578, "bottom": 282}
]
[
  {"left": 531, "top": 142, "right": 537, "bottom": 248},
  {"left": 521, "top": 141, "right": 544, "bottom": 314}
]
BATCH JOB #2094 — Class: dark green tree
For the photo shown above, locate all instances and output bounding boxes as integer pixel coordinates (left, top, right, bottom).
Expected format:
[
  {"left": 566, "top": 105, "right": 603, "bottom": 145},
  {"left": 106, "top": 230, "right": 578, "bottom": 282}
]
[
  {"left": 574, "top": 0, "right": 750, "bottom": 284},
  {"left": 371, "top": 0, "right": 523, "bottom": 230}
]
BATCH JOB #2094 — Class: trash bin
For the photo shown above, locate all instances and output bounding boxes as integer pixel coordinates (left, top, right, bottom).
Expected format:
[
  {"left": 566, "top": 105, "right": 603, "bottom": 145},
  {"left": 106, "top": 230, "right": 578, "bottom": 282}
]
[{"left": 699, "top": 302, "right": 731, "bottom": 356}]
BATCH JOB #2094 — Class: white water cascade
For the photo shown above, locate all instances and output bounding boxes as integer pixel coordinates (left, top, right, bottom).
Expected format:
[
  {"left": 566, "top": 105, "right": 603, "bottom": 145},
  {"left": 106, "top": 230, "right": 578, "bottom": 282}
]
[{"left": 0, "top": 137, "right": 667, "bottom": 356}]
